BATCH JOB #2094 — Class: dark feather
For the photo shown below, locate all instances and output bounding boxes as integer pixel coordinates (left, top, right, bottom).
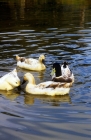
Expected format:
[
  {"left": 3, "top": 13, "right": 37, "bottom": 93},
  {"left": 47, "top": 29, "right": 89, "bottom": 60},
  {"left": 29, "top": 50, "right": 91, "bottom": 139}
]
[
  {"left": 63, "top": 61, "right": 68, "bottom": 68},
  {"left": 46, "top": 82, "right": 67, "bottom": 89},
  {"left": 52, "top": 77, "right": 72, "bottom": 83},
  {"left": 53, "top": 63, "right": 62, "bottom": 77},
  {"left": 20, "top": 57, "right": 25, "bottom": 62}
]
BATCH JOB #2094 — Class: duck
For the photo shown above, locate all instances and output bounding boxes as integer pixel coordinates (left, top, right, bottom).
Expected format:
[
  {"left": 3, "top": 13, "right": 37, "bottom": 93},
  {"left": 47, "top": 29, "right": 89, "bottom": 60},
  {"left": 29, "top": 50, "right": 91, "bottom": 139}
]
[
  {"left": 16, "top": 54, "right": 46, "bottom": 71},
  {"left": 22, "top": 73, "right": 70, "bottom": 96},
  {"left": 0, "top": 69, "right": 20, "bottom": 91},
  {"left": 51, "top": 62, "right": 74, "bottom": 86}
]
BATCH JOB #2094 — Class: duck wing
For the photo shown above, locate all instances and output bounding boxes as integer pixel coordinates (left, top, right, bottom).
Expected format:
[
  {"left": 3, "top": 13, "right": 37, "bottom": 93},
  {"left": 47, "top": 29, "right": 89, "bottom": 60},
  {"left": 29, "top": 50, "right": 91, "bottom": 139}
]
[
  {"left": 36, "top": 81, "right": 69, "bottom": 89},
  {"left": 24, "top": 58, "right": 39, "bottom": 65},
  {"left": 52, "top": 76, "right": 72, "bottom": 83},
  {"left": 16, "top": 55, "right": 25, "bottom": 62}
]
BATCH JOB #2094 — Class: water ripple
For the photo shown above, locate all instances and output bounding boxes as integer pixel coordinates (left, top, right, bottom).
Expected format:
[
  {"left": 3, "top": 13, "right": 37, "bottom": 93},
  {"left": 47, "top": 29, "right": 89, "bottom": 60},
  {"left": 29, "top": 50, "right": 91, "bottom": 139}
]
[{"left": 0, "top": 23, "right": 91, "bottom": 140}]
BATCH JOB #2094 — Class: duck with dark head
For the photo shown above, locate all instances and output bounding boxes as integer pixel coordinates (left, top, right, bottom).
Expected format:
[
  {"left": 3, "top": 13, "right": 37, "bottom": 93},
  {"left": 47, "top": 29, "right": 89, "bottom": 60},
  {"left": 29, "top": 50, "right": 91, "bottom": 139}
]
[{"left": 51, "top": 62, "right": 74, "bottom": 87}]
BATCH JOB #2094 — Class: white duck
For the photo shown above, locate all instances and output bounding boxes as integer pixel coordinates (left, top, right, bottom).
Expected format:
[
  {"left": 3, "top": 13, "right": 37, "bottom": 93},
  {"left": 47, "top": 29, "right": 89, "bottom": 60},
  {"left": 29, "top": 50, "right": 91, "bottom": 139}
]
[
  {"left": 22, "top": 73, "right": 70, "bottom": 96},
  {"left": 51, "top": 62, "right": 74, "bottom": 86},
  {"left": 0, "top": 69, "right": 20, "bottom": 91},
  {"left": 16, "top": 54, "right": 46, "bottom": 71}
]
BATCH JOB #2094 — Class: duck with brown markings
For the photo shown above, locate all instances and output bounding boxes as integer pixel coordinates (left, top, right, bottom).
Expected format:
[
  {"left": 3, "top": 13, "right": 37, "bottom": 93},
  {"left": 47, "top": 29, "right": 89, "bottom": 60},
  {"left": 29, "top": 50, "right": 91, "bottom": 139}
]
[
  {"left": 51, "top": 62, "right": 74, "bottom": 86},
  {"left": 16, "top": 54, "right": 46, "bottom": 71},
  {"left": 22, "top": 73, "right": 70, "bottom": 96}
]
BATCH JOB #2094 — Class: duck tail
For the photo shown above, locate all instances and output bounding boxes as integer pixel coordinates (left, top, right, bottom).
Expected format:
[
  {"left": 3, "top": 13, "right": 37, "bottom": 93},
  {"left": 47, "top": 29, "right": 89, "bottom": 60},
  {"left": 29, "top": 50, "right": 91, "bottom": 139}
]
[
  {"left": 16, "top": 55, "right": 20, "bottom": 61},
  {"left": 16, "top": 55, "right": 25, "bottom": 62}
]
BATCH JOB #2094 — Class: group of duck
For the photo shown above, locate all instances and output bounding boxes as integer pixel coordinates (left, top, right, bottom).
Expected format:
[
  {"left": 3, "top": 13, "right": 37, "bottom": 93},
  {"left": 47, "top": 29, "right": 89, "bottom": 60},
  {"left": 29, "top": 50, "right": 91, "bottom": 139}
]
[{"left": 0, "top": 54, "right": 74, "bottom": 96}]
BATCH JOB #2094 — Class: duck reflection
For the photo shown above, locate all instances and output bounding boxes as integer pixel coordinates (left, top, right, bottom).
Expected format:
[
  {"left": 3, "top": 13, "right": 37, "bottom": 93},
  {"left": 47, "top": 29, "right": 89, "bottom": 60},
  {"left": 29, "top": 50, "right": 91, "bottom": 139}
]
[
  {"left": 0, "top": 89, "right": 20, "bottom": 101},
  {"left": 24, "top": 94, "right": 71, "bottom": 106}
]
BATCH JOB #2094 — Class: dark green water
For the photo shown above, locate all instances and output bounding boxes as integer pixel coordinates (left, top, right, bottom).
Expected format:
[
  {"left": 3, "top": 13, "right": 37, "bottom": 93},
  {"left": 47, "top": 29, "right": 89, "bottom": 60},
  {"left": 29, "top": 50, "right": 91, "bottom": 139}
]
[{"left": 0, "top": 0, "right": 91, "bottom": 140}]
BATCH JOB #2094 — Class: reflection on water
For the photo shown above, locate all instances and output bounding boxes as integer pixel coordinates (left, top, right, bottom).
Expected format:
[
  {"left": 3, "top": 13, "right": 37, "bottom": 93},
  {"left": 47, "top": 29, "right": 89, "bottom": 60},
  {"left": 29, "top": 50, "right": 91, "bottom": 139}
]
[
  {"left": 0, "top": 89, "right": 19, "bottom": 101},
  {"left": 0, "top": 0, "right": 91, "bottom": 30},
  {"left": 24, "top": 94, "right": 71, "bottom": 106},
  {"left": 0, "top": 0, "right": 91, "bottom": 140}
]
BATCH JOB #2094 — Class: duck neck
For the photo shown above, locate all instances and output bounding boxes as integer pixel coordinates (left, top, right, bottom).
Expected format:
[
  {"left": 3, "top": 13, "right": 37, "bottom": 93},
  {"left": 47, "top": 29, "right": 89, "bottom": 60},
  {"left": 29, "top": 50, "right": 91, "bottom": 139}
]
[
  {"left": 55, "top": 69, "right": 62, "bottom": 77},
  {"left": 28, "top": 77, "right": 36, "bottom": 85},
  {"left": 55, "top": 64, "right": 62, "bottom": 77},
  {"left": 39, "top": 58, "right": 43, "bottom": 63}
]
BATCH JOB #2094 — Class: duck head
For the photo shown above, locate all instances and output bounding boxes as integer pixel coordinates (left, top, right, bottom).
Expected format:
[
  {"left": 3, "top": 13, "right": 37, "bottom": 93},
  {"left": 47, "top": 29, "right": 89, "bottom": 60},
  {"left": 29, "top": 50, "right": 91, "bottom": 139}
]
[
  {"left": 6, "top": 73, "right": 20, "bottom": 87},
  {"left": 39, "top": 54, "right": 45, "bottom": 63},
  {"left": 62, "top": 61, "right": 68, "bottom": 68},
  {"left": 23, "top": 73, "right": 36, "bottom": 85},
  {"left": 51, "top": 63, "right": 62, "bottom": 78}
]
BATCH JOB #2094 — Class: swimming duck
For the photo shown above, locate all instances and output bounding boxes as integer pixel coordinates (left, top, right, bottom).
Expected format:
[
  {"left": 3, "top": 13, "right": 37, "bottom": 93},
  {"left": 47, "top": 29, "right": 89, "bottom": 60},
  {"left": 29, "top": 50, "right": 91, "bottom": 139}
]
[
  {"left": 16, "top": 54, "right": 46, "bottom": 71},
  {"left": 51, "top": 62, "right": 74, "bottom": 86},
  {"left": 0, "top": 69, "right": 20, "bottom": 91},
  {"left": 22, "top": 73, "right": 70, "bottom": 96}
]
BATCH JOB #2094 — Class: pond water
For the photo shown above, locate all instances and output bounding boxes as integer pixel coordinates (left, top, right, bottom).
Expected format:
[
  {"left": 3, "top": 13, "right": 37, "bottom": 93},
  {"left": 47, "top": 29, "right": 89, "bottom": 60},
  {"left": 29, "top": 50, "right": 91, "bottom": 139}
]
[{"left": 0, "top": 0, "right": 91, "bottom": 140}]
